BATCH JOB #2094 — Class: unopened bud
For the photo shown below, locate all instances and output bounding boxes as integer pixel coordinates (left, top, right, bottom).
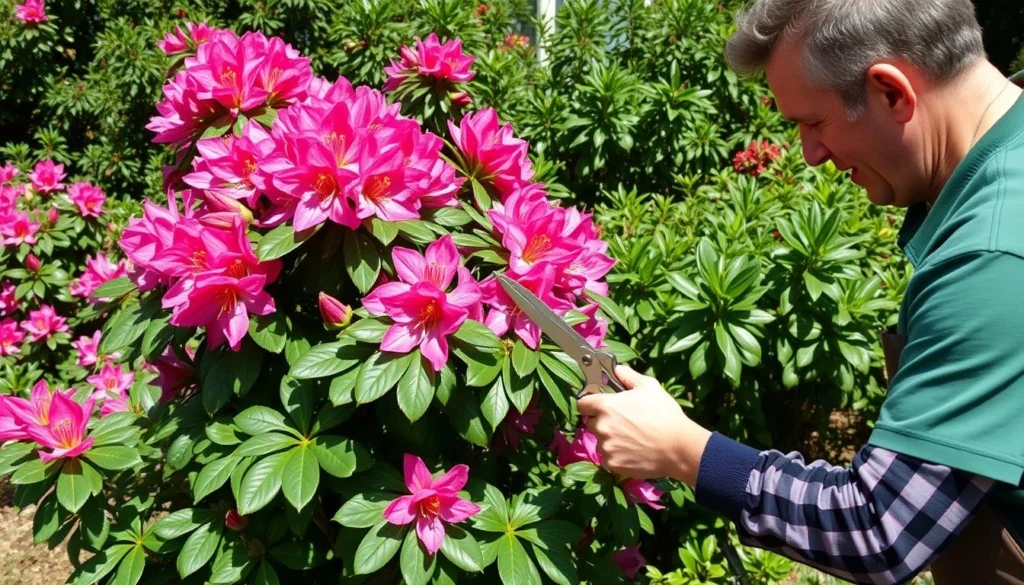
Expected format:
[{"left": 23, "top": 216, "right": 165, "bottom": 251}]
[
  {"left": 319, "top": 292, "right": 352, "bottom": 330},
  {"left": 225, "top": 508, "right": 248, "bottom": 531},
  {"left": 25, "top": 253, "right": 40, "bottom": 273},
  {"left": 198, "top": 211, "right": 240, "bottom": 230},
  {"left": 107, "top": 222, "right": 117, "bottom": 233},
  {"left": 47, "top": 207, "right": 59, "bottom": 224},
  {"left": 450, "top": 91, "right": 472, "bottom": 108},
  {"left": 203, "top": 191, "right": 254, "bottom": 223}
]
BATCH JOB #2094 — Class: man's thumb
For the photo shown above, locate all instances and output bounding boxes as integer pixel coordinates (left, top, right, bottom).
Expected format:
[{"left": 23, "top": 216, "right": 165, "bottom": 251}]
[
  {"left": 613, "top": 364, "right": 646, "bottom": 390},
  {"left": 577, "top": 393, "right": 606, "bottom": 416}
]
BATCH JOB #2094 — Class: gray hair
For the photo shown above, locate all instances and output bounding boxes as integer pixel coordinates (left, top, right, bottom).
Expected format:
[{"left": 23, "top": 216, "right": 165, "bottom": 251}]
[{"left": 725, "top": 0, "right": 986, "bottom": 118}]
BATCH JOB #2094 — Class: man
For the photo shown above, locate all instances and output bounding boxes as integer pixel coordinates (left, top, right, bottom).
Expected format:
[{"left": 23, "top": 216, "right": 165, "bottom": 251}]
[{"left": 577, "top": 0, "right": 1024, "bottom": 583}]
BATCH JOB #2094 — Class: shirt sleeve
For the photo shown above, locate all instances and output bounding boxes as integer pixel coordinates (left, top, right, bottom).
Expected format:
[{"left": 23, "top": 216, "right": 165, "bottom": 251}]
[{"left": 695, "top": 433, "right": 994, "bottom": 585}]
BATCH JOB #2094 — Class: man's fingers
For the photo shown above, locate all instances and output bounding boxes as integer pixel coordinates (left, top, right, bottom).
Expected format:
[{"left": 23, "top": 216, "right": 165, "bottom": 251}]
[
  {"left": 577, "top": 394, "right": 606, "bottom": 416},
  {"left": 614, "top": 364, "right": 648, "bottom": 390}
]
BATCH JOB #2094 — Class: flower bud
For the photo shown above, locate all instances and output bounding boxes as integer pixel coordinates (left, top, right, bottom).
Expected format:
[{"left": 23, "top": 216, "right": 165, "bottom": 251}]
[
  {"left": 107, "top": 222, "right": 117, "bottom": 233},
  {"left": 450, "top": 91, "right": 472, "bottom": 108},
  {"left": 224, "top": 508, "right": 248, "bottom": 531},
  {"left": 198, "top": 211, "right": 239, "bottom": 230},
  {"left": 319, "top": 292, "right": 352, "bottom": 330},
  {"left": 203, "top": 191, "right": 254, "bottom": 223},
  {"left": 25, "top": 253, "right": 40, "bottom": 273},
  {"left": 47, "top": 207, "right": 59, "bottom": 224}
]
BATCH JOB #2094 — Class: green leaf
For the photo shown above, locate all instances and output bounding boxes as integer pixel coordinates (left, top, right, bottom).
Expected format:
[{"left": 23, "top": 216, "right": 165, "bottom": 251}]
[
  {"left": 609, "top": 486, "right": 639, "bottom": 545},
  {"left": 334, "top": 491, "right": 391, "bottom": 528},
  {"left": 208, "top": 535, "right": 256, "bottom": 584},
  {"left": 329, "top": 367, "right": 359, "bottom": 406},
  {"left": 510, "top": 488, "right": 560, "bottom": 528},
  {"left": 400, "top": 524, "right": 437, "bottom": 585},
  {"left": 429, "top": 207, "right": 471, "bottom": 227},
  {"left": 397, "top": 350, "right": 435, "bottom": 423},
  {"left": 445, "top": 384, "right": 491, "bottom": 447},
  {"left": 715, "top": 321, "right": 742, "bottom": 384},
  {"left": 496, "top": 534, "right": 542, "bottom": 585},
  {"left": 312, "top": 434, "right": 372, "bottom": 479},
  {"left": 201, "top": 340, "right": 263, "bottom": 414},
  {"left": 511, "top": 341, "right": 538, "bottom": 377},
  {"left": 515, "top": 520, "right": 583, "bottom": 551},
  {"left": 562, "top": 462, "right": 599, "bottom": 483},
  {"left": 343, "top": 318, "right": 390, "bottom": 344},
  {"left": 280, "top": 376, "right": 316, "bottom": 435},
  {"left": 471, "top": 178, "right": 492, "bottom": 211},
  {"left": 253, "top": 560, "right": 280, "bottom": 585},
  {"left": 112, "top": 545, "right": 145, "bottom": 585},
  {"left": 505, "top": 364, "right": 534, "bottom": 415},
  {"left": 269, "top": 540, "right": 327, "bottom": 570},
  {"left": 80, "top": 503, "right": 110, "bottom": 550},
  {"left": 234, "top": 406, "right": 298, "bottom": 437},
  {"left": 396, "top": 219, "right": 439, "bottom": 245},
  {"left": 290, "top": 339, "right": 365, "bottom": 380},
  {"left": 690, "top": 341, "right": 710, "bottom": 379},
  {"left": 249, "top": 313, "right": 289, "bottom": 354},
  {"left": 354, "top": 521, "right": 407, "bottom": 574},
  {"left": 369, "top": 217, "right": 400, "bottom": 245},
  {"left": 583, "top": 288, "right": 631, "bottom": 332},
  {"left": 257, "top": 222, "right": 317, "bottom": 261},
  {"left": 153, "top": 508, "right": 215, "bottom": 540},
  {"left": 100, "top": 293, "right": 161, "bottom": 355},
  {"left": 355, "top": 350, "right": 414, "bottom": 404},
  {"left": 141, "top": 314, "right": 175, "bottom": 362},
  {"left": 193, "top": 456, "right": 240, "bottom": 503},
  {"left": 57, "top": 461, "right": 92, "bottom": 514},
  {"left": 84, "top": 446, "right": 142, "bottom": 471},
  {"left": 11, "top": 456, "right": 59, "bottom": 485},
  {"left": 233, "top": 433, "right": 299, "bottom": 457},
  {"left": 481, "top": 376, "right": 509, "bottom": 431},
  {"left": 536, "top": 365, "right": 570, "bottom": 421},
  {"left": 205, "top": 421, "right": 243, "bottom": 446},
  {"left": 530, "top": 543, "right": 577, "bottom": 585},
  {"left": 32, "top": 494, "right": 65, "bottom": 545},
  {"left": 282, "top": 445, "right": 320, "bottom": 510},
  {"left": 472, "top": 484, "right": 510, "bottom": 533},
  {"left": 177, "top": 522, "right": 222, "bottom": 578},
  {"left": 440, "top": 525, "right": 484, "bottom": 573},
  {"left": 236, "top": 451, "right": 290, "bottom": 515},
  {"left": 344, "top": 228, "right": 381, "bottom": 294},
  {"left": 0, "top": 442, "right": 34, "bottom": 475},
  {"left": 453, "top": 319, "right": 501, "bottom": 352},
  {"left": 69, "top": 543, "right": 132, "bottom": 585},
  {"left": 90, "top": 277, "right": 136, "bottom": 300}
]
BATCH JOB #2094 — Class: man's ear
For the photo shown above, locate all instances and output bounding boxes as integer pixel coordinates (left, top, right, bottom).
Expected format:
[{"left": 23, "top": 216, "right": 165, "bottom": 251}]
[{"left": 865, "top": 63, "right": 916, "bottom": 123}]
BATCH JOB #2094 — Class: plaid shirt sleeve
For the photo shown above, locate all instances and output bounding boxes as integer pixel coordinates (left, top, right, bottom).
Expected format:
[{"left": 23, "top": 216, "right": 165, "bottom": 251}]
[{"left": 694, "top": 432, "right": 995, "bottom": 585}]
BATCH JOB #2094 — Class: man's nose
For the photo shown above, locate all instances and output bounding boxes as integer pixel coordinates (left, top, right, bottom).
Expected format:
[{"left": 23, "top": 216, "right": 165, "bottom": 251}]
[{"left": 800, "top": 130, "right": 831, "bottom": 167}]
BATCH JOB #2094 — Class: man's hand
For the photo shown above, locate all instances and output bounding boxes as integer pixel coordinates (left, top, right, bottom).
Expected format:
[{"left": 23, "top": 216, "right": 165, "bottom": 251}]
[{"left": 577, "top": 365, "right": 712, "bottom": 486}]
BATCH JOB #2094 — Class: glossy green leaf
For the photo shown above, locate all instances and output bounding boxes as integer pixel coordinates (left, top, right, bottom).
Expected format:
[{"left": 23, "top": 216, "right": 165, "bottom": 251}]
[
  {"left": 344, "top": 228, "right": 381, "bottom": 294},
  {"left": 57, "top": 459, "right": 92, "bottom": 513},
  {"left": 193, "top": 456, "right": 240, "bottom": 503},
  {"left": 253, "top": 560, "right": 280, "bottom": 585},
  {"left": 111, "top": 545, "right": 145, "bottom": 585},
  {"left": 153, "top": 508, "right": 214, "bottom": 540},
  {"left": 279, "top": 376, "right": 316, "bottom": 435},
  {"left": 233, "top": 433, "right": 299, "bottom": 457},
  {"left": 440, "top": 525, "right": 484, "bottom": 573},
  {"left": 68, "top": 543, "right": 132, "bottom": 585},
  {"left": 177, "top": 522, "right": 222, "bottom": 578},
  {"left": 531, "top": 543, "right": 577, "bottom": 585},
  {"left": 83, "top": 446, "right": 142, "bottom": 471},
  {"left": 236, "top": 451, "right": 290, "bottom": 515},
  {"left": 249, "top": 312, "right": 289, "bottom": 354},
  {"left": 311, "top": 435, "right": 372, "bottom": 478},
  {"left": 257, "top": 222, "right": 316, "bottom": 261},
  {"left": 453, "top": 319, "right": 501, "bottom": 352},
  {"left": 353, "top": 521, "right": 406, "bottom": 574},
  {"left": 481, "top": 375, "right": 509, "bottom": 431},
  {"left": 355, "top": 350, "right": 413, "bottom": 404},
  {"left": 282, "top": 445, "right": 320, "bottom": 510},
  {"left": 397, "top": 350, "right": 435, "bottom": 423},
  {"left": 496, "top": 534, "right": 542, "bottom": 585},
  {"left": 290, "top": 339, "right": 365, "bottom": 380},
  {"left": 334, "top": 492, "right": 391, "bottom": 528},
  {"left": 511, "top": 340, "right": 538, "bottom": 377},
  {"left": 400, "top": 525, "right": 437, "bottom": 585}
]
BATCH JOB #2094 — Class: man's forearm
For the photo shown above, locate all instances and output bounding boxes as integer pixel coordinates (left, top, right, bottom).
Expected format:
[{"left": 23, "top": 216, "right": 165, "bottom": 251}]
[{"left": 689, "top": 433, "right": 994, "bottom": 584}]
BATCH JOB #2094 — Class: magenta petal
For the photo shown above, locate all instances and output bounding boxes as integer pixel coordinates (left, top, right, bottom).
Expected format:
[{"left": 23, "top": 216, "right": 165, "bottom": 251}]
[
  {"left": 416, "top": 514, "right": 445, "bottom": 556},
  {"left": 382, "top": 495, "right": 418, "bottom": 525},
  {"left": 420, "top": 332, "right": 448, "bottom": 372},
  {"left": 438, "top": 497, "right": 480, "bottom": 524},
  {"left": 362, "top": 282, "right": 411, "bottom": 315},
  {"left": 381, "top": 323, "right": 424, "bottom": 354},
  {"left": 62, "top": 436, "right": 95, "bottom": 459},
  {"left": 404, "top": 453, "right": 433, "bottom": 493},
  {"left": 430, "top": 463, "right": 469, "bottom": 493},
  {"left": 392, "top": 246, "right": 427, "bottom": 284}
]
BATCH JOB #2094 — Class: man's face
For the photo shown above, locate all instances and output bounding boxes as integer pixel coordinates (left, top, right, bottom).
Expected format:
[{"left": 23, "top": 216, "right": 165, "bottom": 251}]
[{"left": 765, "top": 38, "right": 914, "bottom": 207}]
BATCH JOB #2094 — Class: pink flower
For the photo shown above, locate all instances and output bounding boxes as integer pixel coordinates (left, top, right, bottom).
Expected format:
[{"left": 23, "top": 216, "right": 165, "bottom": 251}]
[
  {"left": 248, "top": 33, "right": 313, "bottom": 107},
  {"left": 382, "top": 454, "right": 481, "bottom": 555},
  {"left": 87, "top": 363, "right": 134, "bottom": 397},
  {"left": 72, "top": 330, "right": 102, "bottom": 367},
  {"left": 14, "top": 0, "right": 47, "bottom": 23},
  {"left": 480, "top": 266, "right": 571, "bottom": 349},
  {"left": 168, "top": 272, "right": 276, "bottom": 351},
  {"left": 549, "top": 427, "right": 602, "bottom": 468},
  {"left": 28, "top": 159, "right": 65, "bottom": 193},
  {"left": 67, "top": 182, "right": 106, "bottom": 217},
  {"left": 622, "top": 478, "right": 665, "bottom": 510},
  {"left": 362, "top": 235, "right": 481, "bottom": 371},
  {"left": 0, "top": 395, "right": 30, "bottom": 441},
  {"left": 501, "top": 395, "right": 542, "bottom": 451},
  {"left": 149, "top": 345, "right": 197, "bottom": 400},
  {"left": 0, "top": 280, "right": 17, "bottom": 316},
  {"left": 383, "top": 33, "right": 476, "bottom": 93},
  {"left": 183, "top": 121, "right": 276, "bottom": 208},
  {"left": 119, "top": 195, "right": 186, "bottom": 290},
  {"left": 574, "top": 303, "right": 609, "bottom": 349},
  {"left": 733, "top": 140, "right": 782, "bottom": 176},
  {"left": 225, "top": 508, "right": 248, "bottom": 531},
  {"left": 46, "top": 206, "right": 58, "bottom": 224},
  {"left": 24, "top": 253, "right": 40, "bottom": 273},
  {"left": 20, "top": 304, "right": 68, "bottom": 342},
  {"left": 146, "top": 68, "right": 225, "bottom": 147},
  {"left": 26, "top": 392, "right": 96, "bottom": 462},
  {"left": 319, "top": 292, "right": 352, "bottom": 330},
  {"left": 157, "top": 22, "right": 214, "bottom": 55},
  {"left": 612, "top": 543, "right": 647, "bottom": 579},
  {"left": 447, "top": 108, "right": 534, "bottom": 199},
  {"left": 187, "top": 31, "right": 269, "bottom": 113},
  {"left": 0, "top": 318, "right": 24, "bottom": 356},
  {"left": 69, "top": 253, "right": 128, "bottom": 301},
  {"left": 2, "top": 212, "right": 40, "bottom": 246},
  {"left": 5, "top": 380, "right": 60, "bottom": 428},
  {"left": 0, "top": 162, "right": 19, "bottom": 184}
]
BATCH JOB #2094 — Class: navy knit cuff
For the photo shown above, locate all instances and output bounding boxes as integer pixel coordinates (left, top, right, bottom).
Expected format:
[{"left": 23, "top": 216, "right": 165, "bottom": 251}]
[{"left": 694, "top": 432, "right": 761, "bottom": 521}]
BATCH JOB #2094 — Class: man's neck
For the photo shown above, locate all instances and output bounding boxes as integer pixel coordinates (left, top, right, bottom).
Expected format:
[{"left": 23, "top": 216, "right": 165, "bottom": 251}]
[{"left": 922, "top": 62, "right": 1023, "bottom": 205}]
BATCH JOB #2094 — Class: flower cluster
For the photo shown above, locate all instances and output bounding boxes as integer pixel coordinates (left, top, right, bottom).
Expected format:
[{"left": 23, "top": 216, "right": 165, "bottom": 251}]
[
  {"left": 14, "top": 0, "right": 47, "bottom": 24},
  {"left": 732, "top": 139, "right": 783, "bottom": 176},
  {"left": 0, "top": 380, "right": 94, "bottom": 462},
  {"left": 383, "top": 33, "right": 476, "bottom": 94}
]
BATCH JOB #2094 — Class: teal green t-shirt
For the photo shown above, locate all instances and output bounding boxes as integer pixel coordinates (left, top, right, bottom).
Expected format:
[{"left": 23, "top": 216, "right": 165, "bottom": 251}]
[{"left": 867, "top": 81, "right": 1024, "bottom": 534}]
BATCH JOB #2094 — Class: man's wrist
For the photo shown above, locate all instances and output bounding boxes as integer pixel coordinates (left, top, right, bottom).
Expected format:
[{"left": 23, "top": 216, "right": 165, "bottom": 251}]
[{"left": 670, "top": 421, "right": 713, "bottom": 487}]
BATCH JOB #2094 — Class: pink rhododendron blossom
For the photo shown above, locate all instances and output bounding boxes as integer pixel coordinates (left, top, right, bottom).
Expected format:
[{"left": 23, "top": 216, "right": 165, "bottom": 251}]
[
  {"left": 0, "top": 280, "right": 18, "bottom": 316},
  {"left": 87, "top": 363, "right": 134, "bottom": 398},
  {"left": 67, "top": 182, "right": 106, "bottom": 217},
  {"left": 168, "top": 273, "right": 276, "bottom": 350},
  {"left": 0, "top": 162, "right": 19, "bottom": 184},
  {"left": 187, "top": 32, "right": 269, "bottom": 113},
  {"left": 447, "top": 108, "right": 534, "bottom": 199},
  {"left": 2, "top": 212, "right": 40, "bottom": 246},
  {"left": 184, "top": 121, "right": 276, "bottom": 208},
  {"left": 480, "top": 266, "right": 571, "bottom": 349},
  {"left": 0, "top": 395, "right": 29, "bottom": 441},
  {"left": 319, "top": 292, "right": 352, "bottom": 330},
  {"left": 72, "top": 330, "right": 102, "bottom": 367},
  {"left": 549, "top": 427, "right": 602, "bottom": 468},
  {"left": 26, "top": 392, "right": 95, "bottom": 462},
  {"left": 28, "top": 159, "right": 65, "bottom": 193},
  {"left": 362, "top": 235, "right": 482, "bottom": 371},
  {"left": 120, "top": 195, "right": 187, "bottom": 290},
  {"left": 612, "top": 543, "right": 647, "bottom": 579},
  {"left": 146, "top": 69, "right": 225, "bottom": 147},
  {"left": 14, "top": 0, "right": 46, "bottom": 23},
  {"left": 383, "top": 33, "right": 475, "bottom": 93},
  {"left": 573, "top": 303, "right": 609, "bottom": 349},
  {"left": 501, "top": 395, "right": 542, "bottom": 451},
  {"left": 157, "top": 22, "right": 214, "bottom": 55},
  {"left": 5, "top": 380, "right": 74, "bottom": 432},
  {"left": 622, "top": 478, "right": 665, "bottom": 510},
  {"left": 69, "top": 253, "right": 128, "bottom": 300},
  {"left": 382, "top": 454, "right": 480, "bottom": 555},
  {"left": 249, "top": 33, "right": 314, "bottom": 107},
  {"left": 20, "top": 304, "right": 68, "bottom": 342},
  {"left": 150, "top": 345, "right": 197, "bottom": 400},
  {"left": 0, "top": 318, "right": 25, "bottom": 356},
  {"left": 25, "top": 253, "right": 40, "bottom": 273}
]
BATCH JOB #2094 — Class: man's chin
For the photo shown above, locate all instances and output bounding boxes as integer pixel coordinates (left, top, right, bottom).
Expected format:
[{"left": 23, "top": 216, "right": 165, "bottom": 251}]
[{"left": 865, "top": 187, "right": 898, "bottom": 207}]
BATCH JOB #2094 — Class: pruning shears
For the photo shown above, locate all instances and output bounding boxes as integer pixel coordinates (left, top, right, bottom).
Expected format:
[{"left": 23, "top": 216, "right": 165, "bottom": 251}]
[
  {"left": 496, "top": 273, "right": 627, "bottom": 399},
  {"left": 497, "top": 272, "right": 753, "bottom": 585}
]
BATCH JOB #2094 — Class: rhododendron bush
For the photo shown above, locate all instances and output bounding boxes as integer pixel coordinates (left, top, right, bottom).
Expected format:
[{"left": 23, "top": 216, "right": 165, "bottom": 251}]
[{"left": 0, "top": 25, "right": 662, "bottom": 585}]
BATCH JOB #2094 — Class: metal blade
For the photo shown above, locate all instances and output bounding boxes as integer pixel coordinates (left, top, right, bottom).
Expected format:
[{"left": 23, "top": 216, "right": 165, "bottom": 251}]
[{"left": 496, "top": 274, "right": 593, "bottom": 359}]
